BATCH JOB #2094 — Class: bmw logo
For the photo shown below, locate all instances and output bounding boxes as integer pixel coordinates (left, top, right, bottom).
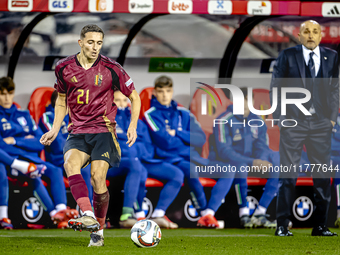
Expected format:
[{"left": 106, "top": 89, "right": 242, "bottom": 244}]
[
  {"left": 293, "top": 196, "right": 313, "bottom": 221},
  {"left": 246, "top": 196, "right": 259, "bottom": 216},
  {"left": 22, "top": 197, "right": 43, "bottom": 223},
  {"left": 184, "top": 199, "right": 199, "bottom": 222},
  {"left": 142, "top": 197, "right": 153, "bottom": 219}
]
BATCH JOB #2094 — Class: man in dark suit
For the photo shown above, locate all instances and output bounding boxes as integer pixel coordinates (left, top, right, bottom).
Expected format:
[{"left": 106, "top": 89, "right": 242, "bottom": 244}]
[{"left": 270, "top": 20, "right": 338, "bottom": 236}]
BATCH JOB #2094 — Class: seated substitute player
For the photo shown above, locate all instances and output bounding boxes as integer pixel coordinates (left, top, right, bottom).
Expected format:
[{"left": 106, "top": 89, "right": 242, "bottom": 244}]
[
  {"left": 39, "top": 90, "right": 92, "bottom": 207},
  {"left": 206, "top": 87, "right": 278, "bottom": 228},
  {"left": 0, "top": 77, "right": 72, "bottom": 228},
  {"left": 0, "top": 147, "right": 46, "bottom": 229},
  {"left": 107, "top": 91, "right": 144, "bottom": 228},
  {"left": 40, "top": 24, "right": 141, "bottom": 247},
  {"left": 143, "top": 76, "right": 207, "bottom": 215},
  {"left": 114, "top": 91, "right": 183, "bottom": 229}
]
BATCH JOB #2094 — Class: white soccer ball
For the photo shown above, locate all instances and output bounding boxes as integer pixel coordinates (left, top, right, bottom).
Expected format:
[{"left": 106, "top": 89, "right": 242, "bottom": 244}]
[{"left": 130, "top": 219, "right": 161, "bottom": 248}]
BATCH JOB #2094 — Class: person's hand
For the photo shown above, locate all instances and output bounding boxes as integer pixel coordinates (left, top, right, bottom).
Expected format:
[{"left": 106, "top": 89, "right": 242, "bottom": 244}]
[
  {"left": 25, "top": 135, "right": 34, "bottom": 139},
  {"left": 260, "top": 160, "right": 272, "bottom": 171},
  {"left": 252, "top": 159, "right": 263, "bottom": 170},
  {"left": 331, "top": 120, "right": 335, "bottom": 127},
  {"left": 168, "top": 129, "right": 176, "bottom": 137},
  {"left": 3, "top": 137, "right": 15, "bottom": 145},
  {"left": 126, "top": 126, "right": 137, "bottom": 147},
  {"left": 40, "top": 129, "right": 59, "bottom": 146}
]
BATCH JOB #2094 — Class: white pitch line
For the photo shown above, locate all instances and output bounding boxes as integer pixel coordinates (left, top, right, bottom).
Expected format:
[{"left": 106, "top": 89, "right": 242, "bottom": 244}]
[{"left": 191, "top": 234, "right": 271, "bottom": 237}]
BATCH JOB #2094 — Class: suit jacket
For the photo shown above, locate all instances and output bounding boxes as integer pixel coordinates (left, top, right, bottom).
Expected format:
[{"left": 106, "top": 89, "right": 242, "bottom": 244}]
[{"left": 270, "top": 45, "right": 339, "bottom": 122}]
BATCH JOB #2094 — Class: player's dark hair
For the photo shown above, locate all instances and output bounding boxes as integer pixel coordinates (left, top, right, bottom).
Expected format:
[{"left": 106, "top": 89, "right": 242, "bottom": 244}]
[
  {"left": 51, "top": 90, "right": 58, "bottom": 108},
  {"left": 80, "top": 24, "right": 104, "bottom": 39},
  {"left": 0, "top": 77, "right": 15, "bottom": 93},
  {"left": 154, "top": 76, "right": 173, "bottom": 89}
]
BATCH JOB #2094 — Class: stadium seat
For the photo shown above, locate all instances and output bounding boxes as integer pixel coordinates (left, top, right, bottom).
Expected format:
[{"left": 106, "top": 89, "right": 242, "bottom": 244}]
[
  {"left": 146, "top": 178, "right": 164, "bottom": 187},
  {"left": 190, "top": 87, "right": 231, "bottom": 158},
  {"left": 28, "top": 87, "right": 55, "bottom": 123},
  {"left": 252, "top": 88, "right": 280, "bottom": 151},
  {"left": 139, "top": 87, "right": 154, "bottom": 119},
  {"left": 13, "top": 102, "right": 21, "bottom": 109}
]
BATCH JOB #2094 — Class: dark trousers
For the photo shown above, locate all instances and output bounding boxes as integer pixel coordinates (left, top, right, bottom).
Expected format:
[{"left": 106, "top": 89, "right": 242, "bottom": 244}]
[{"left": 277, "top": 116, "right": 332, "bottom": 228}]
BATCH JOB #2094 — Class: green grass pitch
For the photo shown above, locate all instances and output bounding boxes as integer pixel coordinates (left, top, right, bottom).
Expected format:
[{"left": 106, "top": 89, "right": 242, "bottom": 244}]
[{"left": 1, "top": 228, "right": 339, "bottom": 255}]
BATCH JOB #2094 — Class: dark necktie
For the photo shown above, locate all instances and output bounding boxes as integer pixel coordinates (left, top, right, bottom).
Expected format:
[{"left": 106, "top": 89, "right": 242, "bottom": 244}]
[{"left": 308, "top": 52, "right": 315, "bottom": 79}]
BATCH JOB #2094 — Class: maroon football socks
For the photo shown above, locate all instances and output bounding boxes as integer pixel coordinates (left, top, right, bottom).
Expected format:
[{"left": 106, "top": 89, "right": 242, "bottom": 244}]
[
  {"left": 68, "top": 174, "right": 93, "bottom": 213},
  {"left": 93, "top": 190, "right": 110, "bottom": 230}
]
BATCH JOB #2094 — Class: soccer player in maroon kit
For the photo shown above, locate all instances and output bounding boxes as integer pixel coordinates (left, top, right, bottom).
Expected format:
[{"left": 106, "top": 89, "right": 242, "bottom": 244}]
[{"left": 40, "top": 24, "right": 141, "bottom": 247}]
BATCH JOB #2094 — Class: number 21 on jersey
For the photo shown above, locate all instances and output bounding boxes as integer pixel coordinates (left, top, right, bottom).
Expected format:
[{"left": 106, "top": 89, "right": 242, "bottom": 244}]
[{"left": 77, "top": 89, "right": 89, "bottom": 104}]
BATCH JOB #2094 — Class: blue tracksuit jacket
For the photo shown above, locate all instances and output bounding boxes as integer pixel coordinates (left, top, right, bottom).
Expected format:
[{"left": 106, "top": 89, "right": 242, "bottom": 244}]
[
  {"left": 0, "top": 104, "right": 44, "bottom": 163},
  {"left": 143, "top": 97, "right": 208, "bottom": 165},
  {"left": 38, "top": 104, "right": 69, "bottom": 167},
  {"left": 116, "top": 107, "right": 161, "bottom": 163},
  {"left": 212, "top": 104, "right": 270, "bottom": 165}
]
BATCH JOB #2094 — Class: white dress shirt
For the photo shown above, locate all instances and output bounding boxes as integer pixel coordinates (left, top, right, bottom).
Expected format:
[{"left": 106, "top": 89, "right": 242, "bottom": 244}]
[
  {"left": 302, "top": 45, "right": 320, "bottom": 77},
  {"left": 302, "top": 45, "right": 320, "bottom": 114}
]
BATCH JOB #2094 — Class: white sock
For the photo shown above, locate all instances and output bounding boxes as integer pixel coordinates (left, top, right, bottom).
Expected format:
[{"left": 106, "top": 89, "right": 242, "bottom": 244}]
[
  {"left": 135, "top": 211, "right": 145, "bottom": 219},
  {"left": 0, "top": 206, "right": 8, "bottom": 220},
  {"left": 151, "top": 209, "right": 165, "bottom": 218},
  {"left": 253, "top": 205, "right": 267, "bottom": 216},
  {"left": 50, "top": 209, "right": 57, "bottom": 217},
  {"left": 55, "top": 204, "right": 67, "bottom": 212},
  {"left": 11, "top": 159, "right": 30, "bottom": 174},
  {"left": 239, "top": 207, "right": 249, "bottom": 218},
  {"left": 95, "top": 229, "right": 104, "bottom": 237},
  {"left": 83, "top": 210, "right": 96, "bottom": 219},
  {"left": 337, "top": 209, "right": 340, "bottom": 219},
  {"left": 201, "top": 208, "right": 215, "bottom": 217}
]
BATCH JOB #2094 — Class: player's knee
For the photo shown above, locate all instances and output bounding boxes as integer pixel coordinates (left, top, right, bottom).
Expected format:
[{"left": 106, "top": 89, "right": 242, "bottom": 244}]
[
  {"left": 64, "top": 160, "right": 81, "bottom": 176},
  {"left": 173, "top": 171, "right": 184, "bottom": 185},
  {"left": 91, "top": 171, "right": 106, "bottom": 189}
]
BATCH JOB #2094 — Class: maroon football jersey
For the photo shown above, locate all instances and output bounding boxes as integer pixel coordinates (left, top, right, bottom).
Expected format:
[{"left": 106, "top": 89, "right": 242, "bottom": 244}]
[{"left": 54, "top": 54, "right": 135, "bottom": 134}]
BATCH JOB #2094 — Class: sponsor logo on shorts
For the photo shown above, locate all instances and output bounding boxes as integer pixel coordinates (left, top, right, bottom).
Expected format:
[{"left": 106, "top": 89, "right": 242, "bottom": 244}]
[
  {"left": 101, "top": 152, "right": 110, "bottom": 159},
  {"left": 71, "top": 76, "right": 78, "bottom": 83}
]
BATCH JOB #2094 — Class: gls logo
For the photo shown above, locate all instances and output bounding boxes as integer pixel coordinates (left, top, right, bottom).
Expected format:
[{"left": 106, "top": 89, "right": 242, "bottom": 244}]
[
  {"left": 199, "top": 83, "right": 312, "bottom": 128},
  {"left": 48, "top": 0, "right": 74, "bottom": 12}
]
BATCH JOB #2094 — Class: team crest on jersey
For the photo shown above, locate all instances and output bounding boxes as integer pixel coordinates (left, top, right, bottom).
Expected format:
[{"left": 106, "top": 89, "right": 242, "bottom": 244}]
[
  {"left": 95, "top": 73, "right": 103, "bottom": 86},
  {"left": 251, "top": 126, "right": 258, "bottom": 139},
  {"left": 17, "top": 117, "right": 27, "bottom": 126}
]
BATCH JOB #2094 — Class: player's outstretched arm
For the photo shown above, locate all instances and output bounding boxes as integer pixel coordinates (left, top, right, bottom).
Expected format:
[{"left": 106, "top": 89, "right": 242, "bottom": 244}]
[
  {"left": 127, "top": 90, "right": 141, "bottom": 147},
  {"left": 40, "top": 92, "right": 67, "bottom": 146}
]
